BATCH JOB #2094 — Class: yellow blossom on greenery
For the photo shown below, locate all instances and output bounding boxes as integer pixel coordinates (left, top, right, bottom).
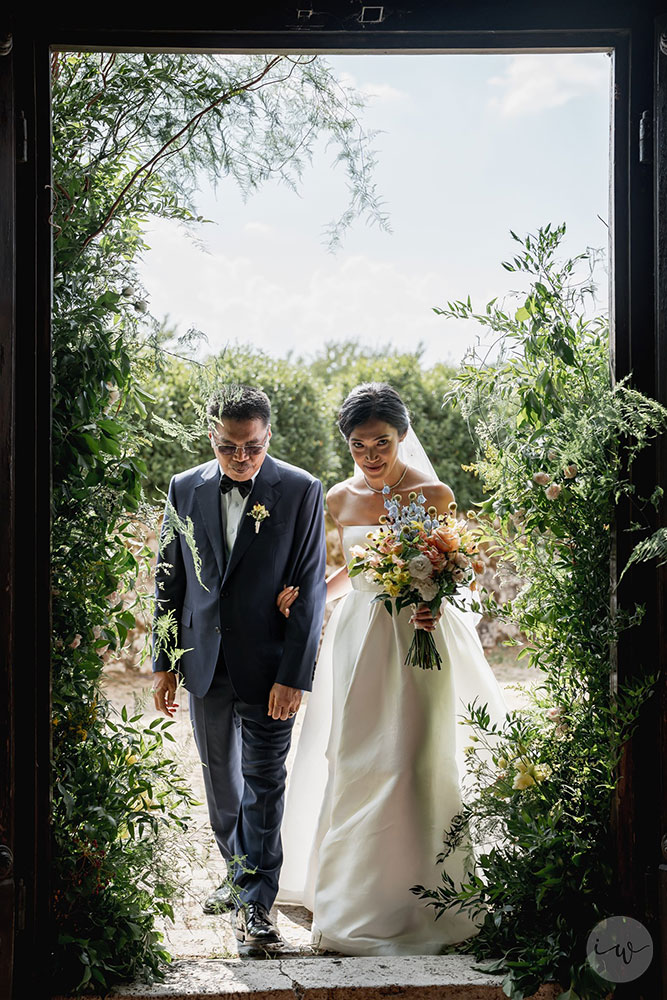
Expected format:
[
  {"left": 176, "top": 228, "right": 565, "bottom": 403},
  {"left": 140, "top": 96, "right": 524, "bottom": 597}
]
[
  {"left": 134, "top": 791, "right": 159, "bottom": 811},
  {"left": 512, "top": 758, "right": 549, "bottom": 790},
  {"left": 125, "top": 753, "right": 139, "bottom": 766},
  {"left": 497, "top": 757, "right": 508, "bottom": 769}
]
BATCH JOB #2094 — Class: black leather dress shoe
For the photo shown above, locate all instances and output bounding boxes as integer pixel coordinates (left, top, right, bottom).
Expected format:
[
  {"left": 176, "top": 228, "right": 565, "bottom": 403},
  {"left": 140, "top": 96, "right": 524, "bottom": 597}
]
[
  {"left": 202, "top": 883, "right": 234, "bottom": 914},
  {"left": 234, "top": 902, "right": 283, "bottom": 951}
]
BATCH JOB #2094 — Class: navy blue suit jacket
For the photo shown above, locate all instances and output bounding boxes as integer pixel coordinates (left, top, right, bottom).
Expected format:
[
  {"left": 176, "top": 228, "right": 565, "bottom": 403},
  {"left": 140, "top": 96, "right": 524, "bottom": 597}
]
[{"left": 152, "top": 453, "right": 327, "bottom": 703}]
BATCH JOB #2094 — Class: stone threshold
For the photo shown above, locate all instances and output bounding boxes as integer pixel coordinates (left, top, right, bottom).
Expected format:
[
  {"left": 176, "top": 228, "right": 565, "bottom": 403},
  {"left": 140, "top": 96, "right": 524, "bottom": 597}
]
[{"left": 54, "top": 955, "right": 564, "bottom": 999}]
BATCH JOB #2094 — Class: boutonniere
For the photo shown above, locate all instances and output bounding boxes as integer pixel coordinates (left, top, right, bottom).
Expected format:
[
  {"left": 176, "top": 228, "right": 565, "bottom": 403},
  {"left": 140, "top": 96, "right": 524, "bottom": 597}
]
[{"left": 247, "top": 503, "right": 270, "bottom": 534}]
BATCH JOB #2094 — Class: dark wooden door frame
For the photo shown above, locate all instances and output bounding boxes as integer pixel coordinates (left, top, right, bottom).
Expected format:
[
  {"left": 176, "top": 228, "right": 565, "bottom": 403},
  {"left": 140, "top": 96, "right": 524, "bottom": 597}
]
[
  {"left": 654, "top": 14, "right": 667, "bottom": 998},
  {"left": 2, "top": 4, "right": 665, "bottom": 997},
  {"left": 1, "top": 27, "right": 53, "bottom": 1000},
  {"left": 0, "top": 31, "right": 17, "bottom": 1000}
]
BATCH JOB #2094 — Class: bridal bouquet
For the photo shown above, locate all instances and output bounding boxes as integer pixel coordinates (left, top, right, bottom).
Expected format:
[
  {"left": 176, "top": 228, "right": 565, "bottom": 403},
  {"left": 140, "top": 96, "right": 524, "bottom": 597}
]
[{"left": 348, "top": 487, "right": 483, "bottom": 670}]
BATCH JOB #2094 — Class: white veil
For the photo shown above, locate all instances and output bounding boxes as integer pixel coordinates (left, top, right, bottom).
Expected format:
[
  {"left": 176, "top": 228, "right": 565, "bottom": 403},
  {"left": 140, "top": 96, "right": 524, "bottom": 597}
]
[{"left": 398, "top": 423, "right": 439, "bottom": 483}]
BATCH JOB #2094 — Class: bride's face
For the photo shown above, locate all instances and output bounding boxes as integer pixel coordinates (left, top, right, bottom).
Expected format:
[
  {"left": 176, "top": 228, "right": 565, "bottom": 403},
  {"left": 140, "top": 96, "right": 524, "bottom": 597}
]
[{"left": 347, "top": 418, "right": 407, "bottom": 482}]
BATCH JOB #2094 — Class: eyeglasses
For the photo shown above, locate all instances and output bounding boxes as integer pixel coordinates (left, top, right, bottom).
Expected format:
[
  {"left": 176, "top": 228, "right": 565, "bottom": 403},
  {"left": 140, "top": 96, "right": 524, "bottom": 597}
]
[{"left": 210, "top": 427, "right": 270, "bottom": 457}]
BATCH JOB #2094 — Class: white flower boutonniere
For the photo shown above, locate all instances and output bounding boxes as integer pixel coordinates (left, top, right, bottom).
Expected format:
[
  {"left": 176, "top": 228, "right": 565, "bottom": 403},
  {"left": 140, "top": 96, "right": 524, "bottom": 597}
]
[{"left": 248, "top": 503, "right": 270, "bottom": 534}]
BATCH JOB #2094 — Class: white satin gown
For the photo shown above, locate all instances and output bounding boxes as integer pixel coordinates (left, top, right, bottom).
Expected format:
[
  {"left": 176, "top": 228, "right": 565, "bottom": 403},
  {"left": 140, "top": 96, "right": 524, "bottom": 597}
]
[{"left": 277, "top": 525, "right": 510, "bottom": 955}]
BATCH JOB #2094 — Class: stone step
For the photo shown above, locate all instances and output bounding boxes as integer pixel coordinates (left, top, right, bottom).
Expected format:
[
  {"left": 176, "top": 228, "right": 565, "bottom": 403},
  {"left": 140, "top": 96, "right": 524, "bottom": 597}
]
[{"left": 55, "top": 955, "right": 564, "bottom": 999}]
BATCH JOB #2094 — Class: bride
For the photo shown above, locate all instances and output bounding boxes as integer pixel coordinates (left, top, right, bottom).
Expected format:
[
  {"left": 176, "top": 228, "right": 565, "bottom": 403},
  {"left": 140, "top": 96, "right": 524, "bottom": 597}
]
[{"left": 275, "top": 382, "right": 509, "bottom": 955}]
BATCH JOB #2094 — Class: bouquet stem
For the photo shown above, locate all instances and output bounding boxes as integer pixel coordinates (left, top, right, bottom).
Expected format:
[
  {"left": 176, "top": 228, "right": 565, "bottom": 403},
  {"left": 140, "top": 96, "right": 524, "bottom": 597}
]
[{"left": 405, "top": 628, "right": 443, "bottom": 670}]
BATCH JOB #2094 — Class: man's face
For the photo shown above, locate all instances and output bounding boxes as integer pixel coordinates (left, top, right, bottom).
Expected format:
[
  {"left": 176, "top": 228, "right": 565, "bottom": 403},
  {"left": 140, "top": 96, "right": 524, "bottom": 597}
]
[{"left": 208, "top": 417, "right": 271, "bottom": 481}]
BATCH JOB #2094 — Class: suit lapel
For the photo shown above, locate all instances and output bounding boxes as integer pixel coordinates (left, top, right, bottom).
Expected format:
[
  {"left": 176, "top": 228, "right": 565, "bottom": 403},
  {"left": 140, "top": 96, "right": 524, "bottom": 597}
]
[
  {"left": 194, "top": 460, "right": 226, "bottom": 578},
  {"left": 223, "top": 454, "right": 281, "bottom": 584}
]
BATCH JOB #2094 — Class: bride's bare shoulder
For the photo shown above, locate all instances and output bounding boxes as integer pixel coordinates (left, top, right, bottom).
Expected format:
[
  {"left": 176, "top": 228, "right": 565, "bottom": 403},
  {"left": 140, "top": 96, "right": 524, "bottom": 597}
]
[
  {"left": 418, "top": 479, "right": 456, "bottom": 514},
  {"left": 326, "top": 477, "right": 358, "bottom": 519}
]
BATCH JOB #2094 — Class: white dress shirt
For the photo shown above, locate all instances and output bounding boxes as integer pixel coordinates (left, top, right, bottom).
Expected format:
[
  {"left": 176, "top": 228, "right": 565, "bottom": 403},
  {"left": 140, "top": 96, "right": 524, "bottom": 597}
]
[{"left": 219, "top": 469, "right": 259, "bottom": 557}]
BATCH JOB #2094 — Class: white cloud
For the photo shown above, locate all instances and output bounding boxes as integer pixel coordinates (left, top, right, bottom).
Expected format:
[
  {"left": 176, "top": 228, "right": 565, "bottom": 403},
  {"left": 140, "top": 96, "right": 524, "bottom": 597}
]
[
  {"left": 243, "top": 221, "right": 275, "bottom": 236},
  {"left": 360, "top": 81, "right": 409, "bottom": 105},
  {"left": 335, "top": 70, "right": 409, "bottom": 106},
  {"left": 488, "top": 53, "right": 610, "bottom": 117},
  {"left": 135, "top": 218, "right": 481, "bottom": 367}
]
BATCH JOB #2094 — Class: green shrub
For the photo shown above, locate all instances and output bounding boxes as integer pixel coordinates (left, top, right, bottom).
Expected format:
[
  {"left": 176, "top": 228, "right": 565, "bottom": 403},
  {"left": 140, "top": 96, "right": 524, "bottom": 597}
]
[{"left": 142, "top": 339, "right": 480, "bottom": 511}]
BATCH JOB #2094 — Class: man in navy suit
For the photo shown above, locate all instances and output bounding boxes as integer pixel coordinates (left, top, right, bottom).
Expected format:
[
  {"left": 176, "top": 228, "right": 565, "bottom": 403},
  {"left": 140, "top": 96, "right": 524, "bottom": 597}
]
[{"left": 152, "top": 384, "right": 327, "bottom": 951}]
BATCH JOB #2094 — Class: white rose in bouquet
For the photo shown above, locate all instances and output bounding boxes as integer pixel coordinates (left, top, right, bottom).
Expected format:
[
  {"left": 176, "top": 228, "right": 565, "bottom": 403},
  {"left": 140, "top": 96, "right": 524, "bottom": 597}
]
[{"left": 408, "top": 554, "right": 433, "bottom": 581}]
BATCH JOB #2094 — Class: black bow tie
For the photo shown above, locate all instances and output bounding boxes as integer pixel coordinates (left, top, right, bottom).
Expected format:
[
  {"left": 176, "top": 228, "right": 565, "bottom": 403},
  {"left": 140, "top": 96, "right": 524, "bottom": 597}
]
[{"left": 219, "top": 474, "right": 253, "bottom": 498}]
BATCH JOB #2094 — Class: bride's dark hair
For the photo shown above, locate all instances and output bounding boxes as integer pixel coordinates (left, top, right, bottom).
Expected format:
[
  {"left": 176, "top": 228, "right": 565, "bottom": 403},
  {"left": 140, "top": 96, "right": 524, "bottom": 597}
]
[{"left": 338, "top": 382, "right": 410, "bottom": 440}]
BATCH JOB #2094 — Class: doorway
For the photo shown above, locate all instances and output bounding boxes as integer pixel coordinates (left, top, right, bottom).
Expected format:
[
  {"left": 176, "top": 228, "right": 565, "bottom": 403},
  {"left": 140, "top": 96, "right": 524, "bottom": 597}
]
[{"left": 2, "top": 9, "right": 664, "bottom": 998}]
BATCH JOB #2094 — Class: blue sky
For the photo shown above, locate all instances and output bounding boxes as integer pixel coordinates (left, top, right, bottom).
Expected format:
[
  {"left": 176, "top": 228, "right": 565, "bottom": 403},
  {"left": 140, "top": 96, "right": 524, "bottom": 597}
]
[{"left": 137, "top": 51, "right": 612, "bottom": 367}]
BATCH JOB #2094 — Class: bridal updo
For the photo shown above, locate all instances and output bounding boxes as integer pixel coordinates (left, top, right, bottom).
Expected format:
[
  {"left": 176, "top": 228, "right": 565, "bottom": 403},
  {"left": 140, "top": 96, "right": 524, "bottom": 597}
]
[{"left": 337, "top": 382, "right": 410, "bottom": 440}]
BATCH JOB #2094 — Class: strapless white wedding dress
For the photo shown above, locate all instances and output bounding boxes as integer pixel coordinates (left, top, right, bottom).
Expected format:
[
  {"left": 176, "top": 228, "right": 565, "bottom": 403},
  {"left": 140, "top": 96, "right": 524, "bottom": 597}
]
[{"left": 277, "top": 525, "right": 510, "bottom": 955}]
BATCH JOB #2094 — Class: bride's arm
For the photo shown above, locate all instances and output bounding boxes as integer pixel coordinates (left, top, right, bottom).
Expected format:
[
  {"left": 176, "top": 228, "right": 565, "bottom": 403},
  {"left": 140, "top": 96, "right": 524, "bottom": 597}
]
[
  {"left": 326, "top": 563, "right": 351, "bottom": 602},
  {"left": 276, "top": 486, "right": 353, "bottom": 616},
  {"left": 277, "top": 561, "right": 350, "bottom": 615},
  {"left": 324, "top": 490, "right": 352, "bottom": 602}
]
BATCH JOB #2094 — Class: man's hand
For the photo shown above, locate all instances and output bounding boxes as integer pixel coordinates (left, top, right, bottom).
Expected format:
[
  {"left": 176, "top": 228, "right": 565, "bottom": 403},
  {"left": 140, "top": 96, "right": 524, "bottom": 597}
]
[
  {"left": 268, "top": 682, "right": 302, "bottom": 721},
  {"left": 152, "top": 670, "right": 179, "bottom": 717}
]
